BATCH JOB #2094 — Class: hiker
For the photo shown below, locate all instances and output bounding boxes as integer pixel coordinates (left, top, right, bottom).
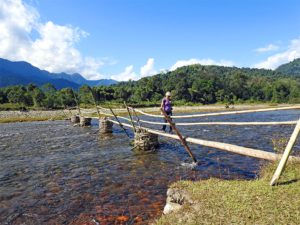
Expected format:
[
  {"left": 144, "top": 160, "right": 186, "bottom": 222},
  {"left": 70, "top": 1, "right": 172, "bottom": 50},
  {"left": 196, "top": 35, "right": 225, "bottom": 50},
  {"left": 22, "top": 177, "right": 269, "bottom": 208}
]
[{"left": 161, "top": 91, "right": 173, "bottom": 133}]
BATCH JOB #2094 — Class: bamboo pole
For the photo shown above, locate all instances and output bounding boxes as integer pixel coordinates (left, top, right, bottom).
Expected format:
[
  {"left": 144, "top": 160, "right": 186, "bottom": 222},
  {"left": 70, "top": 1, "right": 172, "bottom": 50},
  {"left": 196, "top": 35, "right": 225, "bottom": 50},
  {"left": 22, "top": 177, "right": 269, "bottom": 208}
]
[
  {"left": 160, "top": 108, "right": 197, "bottom": 163},
  {"left": 83, "top": 111, "right": 297, "bottom": 126},
  {"left": 101, "top": 118, "right": 300, "bottom": 162},
  {"left": 108, "top": 106, "right": 130, "bottom": 138},
  {"left": 270, "top": 118, "right": 300, "bottom": 186},
  {"left": 132, "top": 107, "right": 142, "bottom": 128},
  {"left": 124, "top": 102, "right": 136, "bottom": 132},
  {"left": 137, "top": 120, "right": 297, "bottom": 126},
  {"left": 87, "top": 109, "right": 297, "bottom": 126},
  {"left": 132, "top": 105, "right": 300, "bottom": 119}
]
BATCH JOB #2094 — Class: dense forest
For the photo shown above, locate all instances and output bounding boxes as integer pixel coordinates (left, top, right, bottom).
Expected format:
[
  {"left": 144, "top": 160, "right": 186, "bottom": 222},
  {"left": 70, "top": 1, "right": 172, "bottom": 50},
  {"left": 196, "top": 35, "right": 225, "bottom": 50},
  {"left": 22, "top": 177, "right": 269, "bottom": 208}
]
[{"left": 1, "top": 63, "right": 300, "bottom": 110}]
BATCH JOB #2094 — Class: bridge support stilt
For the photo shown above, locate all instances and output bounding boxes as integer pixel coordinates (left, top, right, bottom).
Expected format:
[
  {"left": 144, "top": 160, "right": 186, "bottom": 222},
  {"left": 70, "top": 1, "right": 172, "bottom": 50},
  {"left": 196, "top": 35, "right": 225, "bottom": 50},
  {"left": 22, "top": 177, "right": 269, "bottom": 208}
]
[
  {"left": 80, "top": 116, "right": 92, "bottom": 127},
  {"left": 134, "top": 127, "right": 159, "bottom": 151},
  {"left": 99, "top": 117, "right": 113, "bottom": 134},
  {"left": 71, "top": 115, "right": 80, "bottom": 123}
]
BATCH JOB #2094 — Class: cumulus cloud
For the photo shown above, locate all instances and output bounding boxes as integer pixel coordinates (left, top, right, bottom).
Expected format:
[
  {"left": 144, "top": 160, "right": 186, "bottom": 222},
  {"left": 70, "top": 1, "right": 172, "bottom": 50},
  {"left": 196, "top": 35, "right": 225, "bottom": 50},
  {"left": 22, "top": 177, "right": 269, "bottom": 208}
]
[
  {"left": 140, "top": 58, "right": 156, "bottom": 77},
  {"left": 111, "top": 65, "right": 137, "bottom": 81},
  {"left": 170, "top": 58, "right": 235, "bottom": 71},
  {"left": 0, "top": 0, "right": 104, "bottom": 79},
  {"left": 111, "top": 58, "right": 158, "bottom": 81},
  {"left": 254, "top": 37, "right": 300, "bottom": 69},
  {"left": 255, "top": 44, "right": 279, "bottom": 53}
]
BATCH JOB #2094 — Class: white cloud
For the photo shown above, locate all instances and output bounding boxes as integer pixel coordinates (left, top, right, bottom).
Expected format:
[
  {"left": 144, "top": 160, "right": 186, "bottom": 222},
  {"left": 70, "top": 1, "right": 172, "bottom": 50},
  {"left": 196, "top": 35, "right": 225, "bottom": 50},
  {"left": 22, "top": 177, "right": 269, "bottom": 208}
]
[
  {"left": 0, "top": 0, "right": 105, "bottom": 79},
  {"left": 254, "top": 37, "right": 300, "bottom": 69},
  {"left": 111, "top": 65, "right": 137, "bottom": 81},
  {"left": 112, "top": 58, "right": 158, "bottom": 81},
  {"left": 170, "top": 58, "right": 235, "bottom": 71},
  {"left": 255, "top": 44, "right": 279, "bottom": 53},
  {"left": 140, "top": 58, "right": 156, "bottom": 77}
]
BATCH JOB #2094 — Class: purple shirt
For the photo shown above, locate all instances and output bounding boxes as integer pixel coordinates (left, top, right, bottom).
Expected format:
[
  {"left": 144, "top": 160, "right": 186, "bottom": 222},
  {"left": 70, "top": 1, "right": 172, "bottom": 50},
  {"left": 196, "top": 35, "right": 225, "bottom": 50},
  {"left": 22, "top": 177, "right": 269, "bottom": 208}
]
[{"left": 162, "top": 97, "right": 172, "bottom": 112}]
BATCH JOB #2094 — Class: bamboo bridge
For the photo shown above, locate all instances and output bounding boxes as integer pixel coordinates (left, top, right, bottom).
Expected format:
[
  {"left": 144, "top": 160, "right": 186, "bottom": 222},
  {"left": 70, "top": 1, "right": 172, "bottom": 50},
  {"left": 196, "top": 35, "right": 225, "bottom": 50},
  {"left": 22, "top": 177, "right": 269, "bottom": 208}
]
[{"left": 68, "top": 104, "right": 300, "bottom": 186}]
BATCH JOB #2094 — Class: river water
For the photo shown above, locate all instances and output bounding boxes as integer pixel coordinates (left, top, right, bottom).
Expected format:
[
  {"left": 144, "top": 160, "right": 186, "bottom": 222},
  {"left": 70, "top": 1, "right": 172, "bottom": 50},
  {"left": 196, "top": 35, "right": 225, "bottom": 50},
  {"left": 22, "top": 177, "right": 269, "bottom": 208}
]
[{"left": 0, "top": 109, "right": 300, "bottom": 224}]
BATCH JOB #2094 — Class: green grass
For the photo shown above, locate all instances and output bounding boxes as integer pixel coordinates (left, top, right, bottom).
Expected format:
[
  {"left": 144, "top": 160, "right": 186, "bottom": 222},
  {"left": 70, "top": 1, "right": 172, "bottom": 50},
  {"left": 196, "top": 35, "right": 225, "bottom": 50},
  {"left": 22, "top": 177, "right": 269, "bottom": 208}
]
[
  {"left": 155, "top": 162, "right": 300, "bottom": 225},
  {"left": 0, "top": 103, "right": 28, "bottom": 111}
]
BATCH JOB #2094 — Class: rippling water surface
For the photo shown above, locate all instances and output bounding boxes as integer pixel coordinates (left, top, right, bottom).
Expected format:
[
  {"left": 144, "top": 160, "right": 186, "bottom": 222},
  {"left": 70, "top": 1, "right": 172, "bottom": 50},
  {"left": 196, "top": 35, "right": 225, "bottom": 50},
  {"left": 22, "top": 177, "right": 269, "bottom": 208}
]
[{"left": 1, "top": 110, "right": 300, "bottom": 224}]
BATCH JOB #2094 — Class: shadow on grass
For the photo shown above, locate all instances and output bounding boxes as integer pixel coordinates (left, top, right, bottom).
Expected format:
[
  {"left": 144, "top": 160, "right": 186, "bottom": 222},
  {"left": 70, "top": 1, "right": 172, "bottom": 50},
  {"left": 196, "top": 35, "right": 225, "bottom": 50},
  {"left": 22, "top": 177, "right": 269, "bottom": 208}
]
[{"left": 276, "top": 178, "right": 300, "bottom": 186}]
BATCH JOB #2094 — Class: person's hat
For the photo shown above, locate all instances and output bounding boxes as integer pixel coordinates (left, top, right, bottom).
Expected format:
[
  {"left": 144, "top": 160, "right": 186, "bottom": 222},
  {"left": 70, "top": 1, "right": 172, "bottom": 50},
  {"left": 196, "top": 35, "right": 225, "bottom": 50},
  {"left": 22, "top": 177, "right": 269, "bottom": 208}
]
[{"left": 166, "top": 91, "right": 171, "bottom": 96}]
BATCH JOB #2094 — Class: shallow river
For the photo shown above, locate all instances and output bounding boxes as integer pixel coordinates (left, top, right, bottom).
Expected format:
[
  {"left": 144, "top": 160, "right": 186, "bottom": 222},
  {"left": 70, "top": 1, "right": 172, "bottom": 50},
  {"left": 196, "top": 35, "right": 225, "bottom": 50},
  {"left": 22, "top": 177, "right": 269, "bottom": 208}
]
[{"left": 1, "top": 109, "right": 300, "bottom": 224}]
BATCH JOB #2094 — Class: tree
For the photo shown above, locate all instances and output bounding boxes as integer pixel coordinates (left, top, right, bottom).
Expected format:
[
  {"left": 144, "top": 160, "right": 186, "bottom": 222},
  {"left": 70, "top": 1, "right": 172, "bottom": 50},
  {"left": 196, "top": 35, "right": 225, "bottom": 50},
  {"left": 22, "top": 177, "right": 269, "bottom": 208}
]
[
  {"left": 42, "top": 83, "right": 60, "bottom": 109},
  {"left": 79, "top": 85, "right": 93, "bottom": 105},
  {"left": 32, "top": 88, "right": 45, "bottom": 107},
  {"left": 272, "top": 79, "right": 291, "bottom": 103},
  {"left": 7, "top": 86, "right": 32, "bottom": 105},
  {"left": 59, "top": 88, "right": 76, "bottom": 107},
  {"left": 0, "top": 89, "right": 8, "bottom": 104}
]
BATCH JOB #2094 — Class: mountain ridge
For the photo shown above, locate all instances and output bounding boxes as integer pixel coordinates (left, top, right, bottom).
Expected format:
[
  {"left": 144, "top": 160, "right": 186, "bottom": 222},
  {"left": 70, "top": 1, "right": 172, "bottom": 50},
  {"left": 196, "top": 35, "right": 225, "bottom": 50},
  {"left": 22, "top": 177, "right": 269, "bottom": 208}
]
[
  {"left": 1, "top": 57, "right": 300, "bottom": 90},
  {"left": 0, "top": 58, "right": 118, "bottom": 89}
]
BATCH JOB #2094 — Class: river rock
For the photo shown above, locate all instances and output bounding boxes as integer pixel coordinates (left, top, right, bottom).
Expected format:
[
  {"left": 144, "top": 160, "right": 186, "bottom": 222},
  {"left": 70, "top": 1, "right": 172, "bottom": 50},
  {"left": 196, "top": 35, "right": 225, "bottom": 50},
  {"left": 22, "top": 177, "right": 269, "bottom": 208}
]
[{"left": 163, "top": 188, "right": 195, "bottom": 214}]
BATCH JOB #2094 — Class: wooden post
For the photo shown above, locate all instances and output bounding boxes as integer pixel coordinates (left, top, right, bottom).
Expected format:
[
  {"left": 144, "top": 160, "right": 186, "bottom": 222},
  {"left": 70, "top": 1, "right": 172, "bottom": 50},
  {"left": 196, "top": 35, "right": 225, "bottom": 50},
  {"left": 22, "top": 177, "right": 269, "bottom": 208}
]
[
  {"left": 108, "top": 106, "right": 130, "bottom": 138},
  {"left": 160, "top": 108, "right": 197, "bottom": 163},
  {"left": 270, "top": 118, "right": 300, "bottom": 186},
  {"left": 124, "top": 102, "right": 136, "bottom": 132}
]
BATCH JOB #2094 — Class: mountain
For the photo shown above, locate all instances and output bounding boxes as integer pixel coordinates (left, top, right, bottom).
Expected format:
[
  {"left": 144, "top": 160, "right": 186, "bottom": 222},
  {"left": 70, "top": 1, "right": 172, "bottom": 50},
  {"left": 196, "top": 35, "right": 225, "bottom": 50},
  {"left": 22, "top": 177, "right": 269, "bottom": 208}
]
[
  {"left": 275, "top": 58, "right": 300, "bottom": 76},
  {"left": 0, "top": 58, "right": 118, "bottom": 89},
  {"left": 50, "top": 72, "right": 118, "bottom": 86}
]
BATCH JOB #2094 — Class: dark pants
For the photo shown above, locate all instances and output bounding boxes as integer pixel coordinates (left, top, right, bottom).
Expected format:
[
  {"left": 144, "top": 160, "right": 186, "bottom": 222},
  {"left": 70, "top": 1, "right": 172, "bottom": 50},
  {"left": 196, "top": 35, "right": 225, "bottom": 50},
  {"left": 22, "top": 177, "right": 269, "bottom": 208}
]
[{"left": 162, "top": 111, "right": 172, "bottom": 132}]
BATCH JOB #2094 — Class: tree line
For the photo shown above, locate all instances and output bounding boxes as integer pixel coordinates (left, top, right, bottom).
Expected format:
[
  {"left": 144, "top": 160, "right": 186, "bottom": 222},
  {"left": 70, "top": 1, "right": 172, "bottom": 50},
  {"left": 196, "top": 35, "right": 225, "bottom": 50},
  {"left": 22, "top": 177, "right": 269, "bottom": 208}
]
[{"left": 1, "top": 64, "right": 300, "bottom": 110}]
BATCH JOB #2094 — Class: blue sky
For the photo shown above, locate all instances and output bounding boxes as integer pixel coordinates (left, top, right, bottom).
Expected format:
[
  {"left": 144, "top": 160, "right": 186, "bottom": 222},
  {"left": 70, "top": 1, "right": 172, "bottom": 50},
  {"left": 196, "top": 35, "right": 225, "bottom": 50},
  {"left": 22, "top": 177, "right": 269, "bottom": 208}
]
[{"left": 1, "top": 0, "right": 300, "bottom": 80}]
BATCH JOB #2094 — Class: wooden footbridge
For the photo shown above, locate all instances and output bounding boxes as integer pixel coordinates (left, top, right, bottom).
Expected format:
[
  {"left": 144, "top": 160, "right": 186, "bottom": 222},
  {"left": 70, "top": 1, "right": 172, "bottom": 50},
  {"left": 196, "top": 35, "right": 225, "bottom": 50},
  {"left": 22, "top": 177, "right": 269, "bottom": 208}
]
[{"left": 69, "top": 104, "right": 300, "bottom": 186}]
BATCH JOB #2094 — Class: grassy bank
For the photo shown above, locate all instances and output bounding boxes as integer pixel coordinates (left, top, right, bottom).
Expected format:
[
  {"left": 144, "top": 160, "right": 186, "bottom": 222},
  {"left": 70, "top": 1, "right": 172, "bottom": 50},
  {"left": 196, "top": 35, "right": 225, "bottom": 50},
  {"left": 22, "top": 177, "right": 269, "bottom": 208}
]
[
  {"left": 0, "top": 116, "right": 66, "bottom": 123},
  {"left": 155, "top": 162, "right": 300, "bottom": 225}
]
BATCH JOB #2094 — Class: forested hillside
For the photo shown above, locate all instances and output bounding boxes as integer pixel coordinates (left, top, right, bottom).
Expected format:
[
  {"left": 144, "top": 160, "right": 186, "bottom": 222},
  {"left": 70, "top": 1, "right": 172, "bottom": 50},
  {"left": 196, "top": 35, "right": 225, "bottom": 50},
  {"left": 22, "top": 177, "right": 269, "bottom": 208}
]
[
  {"left": 1, "top": 63, "right": 300, "bottom": 109},
  {"left": 276, "top": 58, "right": 300, "bottom": 76}
]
